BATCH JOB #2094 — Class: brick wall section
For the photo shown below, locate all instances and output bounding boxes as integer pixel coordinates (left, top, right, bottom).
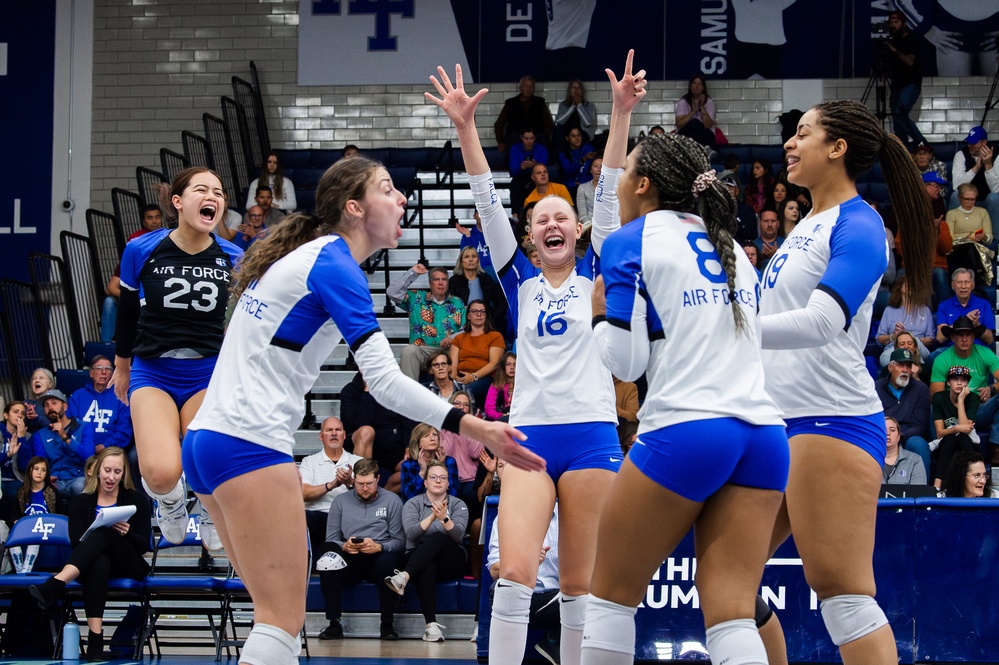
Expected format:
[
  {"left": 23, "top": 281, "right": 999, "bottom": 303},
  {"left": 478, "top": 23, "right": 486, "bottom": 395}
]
[{"left": 90, "top": 0, "right": 999, "bottom": 211}]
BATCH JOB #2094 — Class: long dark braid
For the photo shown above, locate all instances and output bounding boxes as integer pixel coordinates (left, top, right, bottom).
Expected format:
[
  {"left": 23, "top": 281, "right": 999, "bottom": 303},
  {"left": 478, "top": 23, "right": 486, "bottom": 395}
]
[
  {"left": 814, "top": 100, "right": 934, "bottom": 309},
  {"left": 634, "top": 134, "right": 746, "bottom": 332}
]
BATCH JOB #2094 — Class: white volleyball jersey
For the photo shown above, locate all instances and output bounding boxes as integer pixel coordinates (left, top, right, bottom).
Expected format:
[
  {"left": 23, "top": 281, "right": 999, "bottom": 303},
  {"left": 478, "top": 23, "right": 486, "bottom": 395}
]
[
  {"left": 596, "top": 211, "right": 784, "bottom": 432},
  {"left": 545, "top": 0, "right": 597, "bottom": 50},
  {"left": 188, "top": 235, "right": 457, "bottom": 456},
  {"left": 468, "top": 172, "right": 617, "bottom": 427},
  {"left": 759, "top": 196, "right": 889, "bottom": 419}
]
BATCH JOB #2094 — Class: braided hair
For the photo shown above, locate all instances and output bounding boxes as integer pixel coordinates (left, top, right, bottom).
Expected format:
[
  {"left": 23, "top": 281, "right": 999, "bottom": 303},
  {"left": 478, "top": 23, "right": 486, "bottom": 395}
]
[
  {"left": 812, "top": 100, "right": 934, "bottom": 309},
  {"left": 633, "top": 133, "right": 746, "bottom": 332}
]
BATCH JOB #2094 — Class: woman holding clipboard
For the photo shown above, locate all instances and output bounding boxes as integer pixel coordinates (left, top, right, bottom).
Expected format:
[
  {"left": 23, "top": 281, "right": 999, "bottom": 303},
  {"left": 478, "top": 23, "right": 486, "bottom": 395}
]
[{"left": 29, "top": 446, "right": 151, "bottom": 660}]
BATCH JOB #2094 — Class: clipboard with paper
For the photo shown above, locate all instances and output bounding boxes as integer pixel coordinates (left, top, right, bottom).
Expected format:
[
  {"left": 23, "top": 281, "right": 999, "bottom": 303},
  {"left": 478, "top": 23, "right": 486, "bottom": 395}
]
[{"left": 80, "top": 505, "right": 136, "bottom": 541}]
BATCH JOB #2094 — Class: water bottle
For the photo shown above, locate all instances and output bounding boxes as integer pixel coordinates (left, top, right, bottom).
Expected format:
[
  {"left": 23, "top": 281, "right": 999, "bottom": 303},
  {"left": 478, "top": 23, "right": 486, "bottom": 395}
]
[{"left": 62, "top": 620, "right": 80, "bottom": 660}]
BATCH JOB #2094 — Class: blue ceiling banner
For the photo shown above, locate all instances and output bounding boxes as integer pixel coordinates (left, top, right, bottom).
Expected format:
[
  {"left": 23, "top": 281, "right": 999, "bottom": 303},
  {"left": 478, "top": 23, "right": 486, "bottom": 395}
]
[{"left": 0, "top": 1, "right": 55, "bottom": 282}]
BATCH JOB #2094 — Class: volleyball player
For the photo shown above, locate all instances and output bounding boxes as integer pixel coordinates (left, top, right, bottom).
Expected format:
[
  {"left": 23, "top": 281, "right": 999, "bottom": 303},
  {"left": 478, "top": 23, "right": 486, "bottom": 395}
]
[
  {"left": 756, "top": 100, "right": 935, "bottom": 664},
  {"left": 110, "top": 167, "right": 241, "bottom": 548},
  {"left": 425, "top": 55, "right": 642, "bottom": 664},
  {"left": 181, "top": 157, "right": 543, "bottom": 665}
]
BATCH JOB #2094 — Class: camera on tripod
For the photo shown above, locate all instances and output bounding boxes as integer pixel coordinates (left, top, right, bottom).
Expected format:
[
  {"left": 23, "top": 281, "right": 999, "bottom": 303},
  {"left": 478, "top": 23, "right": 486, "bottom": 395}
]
[{"left": 870, "top": 19, "right": 893, "bottom": 77}]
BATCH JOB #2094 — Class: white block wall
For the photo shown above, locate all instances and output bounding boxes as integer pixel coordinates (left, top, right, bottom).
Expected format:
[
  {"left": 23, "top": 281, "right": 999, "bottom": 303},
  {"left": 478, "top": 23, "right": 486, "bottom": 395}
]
[{"left": 90, "top": 0, "right": 999, "bottom": 212}]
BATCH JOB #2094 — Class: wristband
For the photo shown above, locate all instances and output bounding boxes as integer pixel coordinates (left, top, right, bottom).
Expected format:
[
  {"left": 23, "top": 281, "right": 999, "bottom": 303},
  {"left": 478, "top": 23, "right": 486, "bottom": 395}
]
[{"left": 443, "top": 517, "right": 450, "bottom": 524}]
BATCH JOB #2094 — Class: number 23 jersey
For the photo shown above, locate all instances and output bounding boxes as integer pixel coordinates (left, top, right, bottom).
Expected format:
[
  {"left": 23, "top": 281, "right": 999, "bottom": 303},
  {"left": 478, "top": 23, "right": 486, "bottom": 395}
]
[{"left": 119, "top": 229, "right": 242, "bottom": 359}]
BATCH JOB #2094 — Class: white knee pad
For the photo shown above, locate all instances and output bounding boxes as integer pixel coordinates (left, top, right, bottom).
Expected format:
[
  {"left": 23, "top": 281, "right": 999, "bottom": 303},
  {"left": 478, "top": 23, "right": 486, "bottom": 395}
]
[
  {"left": 143, "top": 476, "right": 185, "bottom": 503},
  {"left": 559, "top": 593, "right": 587, "bottom": 630},
  {"left": 581, "top": 595, "right": 637, "bottom": 656},
  {"left": 491, "top": 578, "right": 532, "bottom": 625},
  {"left": 819, "top": 594, "right": 889, "bottom": 646},
  {"left": 240, "top": 623, "right": 300, "bottom": 665},
  {"left": 705, "top": 619, "right": 767, "bottom": 665}
]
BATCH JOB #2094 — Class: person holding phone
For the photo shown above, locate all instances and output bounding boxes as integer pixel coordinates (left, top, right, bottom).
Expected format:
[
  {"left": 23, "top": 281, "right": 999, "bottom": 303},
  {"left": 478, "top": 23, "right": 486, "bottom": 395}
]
[{"left": 316, "top": 458, "right": 405, "bottom": 641}]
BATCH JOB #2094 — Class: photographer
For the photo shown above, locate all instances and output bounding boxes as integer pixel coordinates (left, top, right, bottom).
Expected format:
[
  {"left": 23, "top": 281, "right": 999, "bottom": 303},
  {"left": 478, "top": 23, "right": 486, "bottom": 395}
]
[{"left": 885, "top": 11, "right": 927, "bottom": 148}]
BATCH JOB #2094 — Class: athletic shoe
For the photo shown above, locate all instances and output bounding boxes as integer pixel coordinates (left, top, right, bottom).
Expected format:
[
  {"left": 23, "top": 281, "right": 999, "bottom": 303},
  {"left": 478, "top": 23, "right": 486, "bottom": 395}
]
[
  {"left": 316, "top": 552, "right": 347, "bottom": 571},
  {"left": 384, "top": 569, "right": 408, "bottom": 595},
  {"left": 423, "top": 621, "right": 445, "bottom": 643},
  {"left": 534, "top": 633, "right": 561, "bottom": 665},
  {"left": 199, "top": 504, "right": 224, "bottom": 552},
  {"left": 155, "top": 498, "right": 189, "bottom": 545},
  {"left": 317, "top": 621, "right": 343, "bottom": 640},
  {"left": 380, "top": 625, "right": 399, "bottom": 641}
]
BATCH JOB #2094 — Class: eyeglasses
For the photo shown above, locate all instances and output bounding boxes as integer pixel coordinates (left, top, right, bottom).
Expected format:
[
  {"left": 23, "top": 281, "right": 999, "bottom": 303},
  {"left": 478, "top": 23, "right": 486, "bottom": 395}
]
[
  {"left": 968, "top": 472, "right": 989, "bottom": 480},
  {"left": 431, "top": 362, "right": 449, "bottom": 368},
  {"left": 453, "top": 402, "right": 470, "bottom": 410},
  {"left": 354, "top": 480, "right": 378, "bottom": 488},
  {"left": 248, "top": 213, "right": 264, "bottom": 219},
  {"left": 469, "top": 310, "right": 487, "bottom": 315},
  {"left": 960, "top": 196, "right": 977, "bottom": 202},
  {"left": 427, "top": 474, "right": 448, "bottom": 482},
  {"left": 92, "top": 367, "right": 113, "bottom": 372}
]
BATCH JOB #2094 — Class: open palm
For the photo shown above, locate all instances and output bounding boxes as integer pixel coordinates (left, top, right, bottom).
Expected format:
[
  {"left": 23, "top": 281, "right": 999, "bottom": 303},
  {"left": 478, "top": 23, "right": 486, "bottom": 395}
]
[{"left": 425, "top": 65, "right": 489, "bottom": 131}]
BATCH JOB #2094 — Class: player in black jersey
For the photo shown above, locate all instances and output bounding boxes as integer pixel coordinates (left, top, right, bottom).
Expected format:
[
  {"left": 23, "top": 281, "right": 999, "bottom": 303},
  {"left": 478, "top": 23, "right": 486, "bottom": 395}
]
[{"left": 109, "top": 167, "right": 242, "bottom": 546}]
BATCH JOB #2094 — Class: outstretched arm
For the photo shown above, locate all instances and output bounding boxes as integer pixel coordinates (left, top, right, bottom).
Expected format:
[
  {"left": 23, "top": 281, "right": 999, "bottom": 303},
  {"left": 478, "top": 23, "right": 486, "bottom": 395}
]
[{"left": 591, "top": 50, "right": 648, "bottom": 255}]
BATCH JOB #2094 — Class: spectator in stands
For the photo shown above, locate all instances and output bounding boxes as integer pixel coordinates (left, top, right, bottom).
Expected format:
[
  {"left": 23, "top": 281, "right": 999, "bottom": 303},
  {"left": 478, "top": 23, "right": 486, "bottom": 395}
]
[
  {"left": 253, "top": 185, "right": 286, "bottom": 227},
  {"left": 450, "top": 299, "right": 506, "bottom": 408},
  {"left": 935, "top": 269, "right": 996, "bottom": 348},
  {"left": 67, "top": 356, "right": 132, "bottom": 454},
  {"left": 913, "top": 142, "right": 947, "bottom": 183},
  {"left": 883, "top": 416, "right": 927, "bottom": 485},
  {"left": 24, "top": 389, "right": 94, "bottom": 503},
  {"left": 233, "top": 205, "right": 267, "bottom": 251},
  {"left": 28, "top": 447, "right": 151, "bottom": 660},
  {"left": 524, "top": 242, "right": 541, "bottom": 268},
  {"left": 424, "top": 352, "right": 467, "bottom": 405},
  {"left": 494, "top": 75, "right": 555, "bottom": 152},
  {"left": 387, "top": 263, "right": 466, "bottom": 381},
  {"left": 24, "top": 367, "right": 56, "bottom": 434},
  {"left": 881, "top": 330, "right": 925, "bottom": 376},
  {"left": 317, "top": 458, "right": 405, "bottom": 641},
  {"left": 946, "top": 183, "right": 994, "bottom": 248},
  {"left": 246, "top": 152, "right": 297, "bottom": 213},
  {"left": 555, "top": 80, "right": 598, "bottom": 149},
  {"left": 439, "top": 392, "right": 485, "bottom": 510},
  {"left": 455, "top": 211, "right": 497, "bottom": 282},
  {"left": 914, "top": 173, "right": 955, "bottom": 306},
  {"left": 674, "top": 75, "right": 717, "bottom": 147},
  {"left": 740, "top": 241, "right": 762, "bottom": 277},
  {"left": 385, "top": 458, "right": 469, "bottom": 643},
  {"left": 771, "top": 181, "right": 788, "bottom": 209},
  {"left": 101, "top": 269, "right": 120, "bottom": 344},
  {"left": 719, "top": 172, "right": 758, "bottom": 243},
  {"left": 951, "top": 126, "right": 999, "bottom": 227},
  {"left": 743, "top": 159, "right": 776, "bottom": 214},
  {"left": 341, "top": 145, "right": 360, "bottom": 160},
  {"left": 485, "top": 352, "right": 516, "bottom": 423},
  {"left": 776, "top": 198, "right": 800, "bottom": 238},
  {"left": 753, "top": 210, "right": 783, "bottom": 271},
  {"left": 399, "top": 423, "right": 460, "bottom": 502},
  {"left": 449, "top": 247, "right": 507, "bottom": 337},
  {"left": 939, "top": 451, "right": 998, "bottom": 498},
  {"left": 932, "top": 365, "right": 981, "bottom": 488},
  {"left": 558, "top": 128, "right": 597, "bottom": 191},
  {"left": 127, "top": 205, "right": 163, "bottom": 241},
  {"left": 575, "top": 156, "right": 602, "bottom": 228},
  {"left": 614, "top": 376, "right": 639, "bottom": 426},
  {"left": 486, "top": 502, "right": 561, "bottom": 664},
  {"left": 339, "top": 371, "right": 413, "bottom": 487},
  {"left": 1, "top": 401, "right": 28, "bottom": 523},
  {"left": 523, "top": 163, "right": 574, "bottom": 211},
  {"left": 877, "top": 349, "right": 932, "bottom": 478},
  {"left": 509, "top": 128, "right": 548, "bottom": 218},
  {"left": 877, "top": 281, "right": 935, "bottom": 354},
  {"left": 300, "top": 416, "right": 362, "bottom": 568},
  {"left": 930, "top": 316, "right": 999, "bottom": 396},
  {"left": 886, "top": 11, "right": 927, "bottom": 149},
  {"left": 9, "top": 456, "right": 55, "bottom": 571}
]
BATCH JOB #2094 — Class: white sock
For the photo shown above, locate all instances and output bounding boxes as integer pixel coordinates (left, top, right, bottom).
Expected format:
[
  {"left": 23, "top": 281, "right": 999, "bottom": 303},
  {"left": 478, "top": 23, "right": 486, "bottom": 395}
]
[
  {"left": 489, "top": 579, "right": 532, "bottom": 663},
  {"left": 239, "top": 623, "right": 299, "bottom": 665},
  {"left": 705, "top": 618, "right": 767, "bottom": 665},
  {"left": 143, "top": 477, "right": 185, "bottom": 504},
  {"left": 580, "top": 595, "right": 636, "bottom": 665},
  {"left": 559, "top": 593, "right": 587, "bottom": 665}
]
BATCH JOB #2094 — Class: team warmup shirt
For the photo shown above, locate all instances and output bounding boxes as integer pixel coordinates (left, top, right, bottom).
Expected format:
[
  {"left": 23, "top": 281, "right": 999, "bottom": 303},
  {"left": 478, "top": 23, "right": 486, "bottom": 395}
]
[
  {"left": 759, "top": 196, "right": 889, "bottom": 419},
  {"left": 118, "top": 229, "right": 242, "bottom": 359},
  {"left": 187, "top": 235, "right": 460, "bottom": 457},
  {"left": 468, "top": 171, "right": 616, "bottom": 427},
  {"left": 595, "top": 210, "right": 783, "bottom": 433}
]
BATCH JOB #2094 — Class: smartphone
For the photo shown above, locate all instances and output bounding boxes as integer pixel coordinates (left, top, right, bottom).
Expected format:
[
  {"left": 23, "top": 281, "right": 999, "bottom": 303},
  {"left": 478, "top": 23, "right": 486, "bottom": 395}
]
[{"left": 350, "top": 537, "right": 364, "bottom": 544}]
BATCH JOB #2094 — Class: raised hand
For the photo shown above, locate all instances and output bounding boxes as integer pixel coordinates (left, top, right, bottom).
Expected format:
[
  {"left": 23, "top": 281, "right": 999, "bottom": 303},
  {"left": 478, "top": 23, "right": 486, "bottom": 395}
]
[
  {"left": 605, "top": 49, "right": 648, "bottom": 115},
  {"left": 425, "top": 65, "right": 489, "bottom": 132}
]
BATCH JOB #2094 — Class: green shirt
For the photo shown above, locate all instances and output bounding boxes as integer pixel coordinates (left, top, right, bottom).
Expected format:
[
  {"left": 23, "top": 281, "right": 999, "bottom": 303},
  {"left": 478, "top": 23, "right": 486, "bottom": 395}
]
[
  {"left": 399, "top": 290, "right": 466, "bottom": 346},
  {"left": 929, "top": 345, "right": 999, "bottom": 391}
]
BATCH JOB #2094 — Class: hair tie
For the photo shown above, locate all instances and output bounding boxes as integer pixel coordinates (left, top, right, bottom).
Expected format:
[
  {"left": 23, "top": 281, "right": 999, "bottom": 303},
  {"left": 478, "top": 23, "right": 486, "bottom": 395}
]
[
  {"left": 306, "top": 213, "right": 323, "bottom": 229},
  {"left": 691, "top": 169, "right": 718, "bottom": 198}
]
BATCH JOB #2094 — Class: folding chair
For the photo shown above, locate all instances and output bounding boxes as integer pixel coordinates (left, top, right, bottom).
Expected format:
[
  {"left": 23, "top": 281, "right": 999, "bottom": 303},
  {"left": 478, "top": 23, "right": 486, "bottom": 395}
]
[{"left": 141, "top": 513, "right": 225, "bottom": 658}]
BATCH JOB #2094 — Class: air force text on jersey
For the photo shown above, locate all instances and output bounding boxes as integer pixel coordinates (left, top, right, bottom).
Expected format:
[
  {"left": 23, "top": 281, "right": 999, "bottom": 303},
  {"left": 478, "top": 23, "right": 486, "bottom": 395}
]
[
  {"left": 237, "top": 289, "right": 269, "bottom": 320},
  {"left": 682, "top": 285, "right": 757, "bottom": 309}
]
